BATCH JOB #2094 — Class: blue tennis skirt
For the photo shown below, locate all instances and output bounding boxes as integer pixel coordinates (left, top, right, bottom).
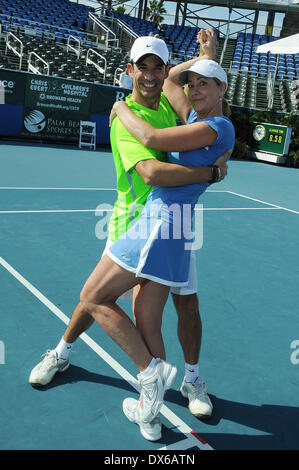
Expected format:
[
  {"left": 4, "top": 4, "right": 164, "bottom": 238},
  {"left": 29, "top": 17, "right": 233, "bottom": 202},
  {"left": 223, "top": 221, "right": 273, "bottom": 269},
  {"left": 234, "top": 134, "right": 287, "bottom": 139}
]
[{"left": 107, "top": 201, "right": 195, "bottom": 287}]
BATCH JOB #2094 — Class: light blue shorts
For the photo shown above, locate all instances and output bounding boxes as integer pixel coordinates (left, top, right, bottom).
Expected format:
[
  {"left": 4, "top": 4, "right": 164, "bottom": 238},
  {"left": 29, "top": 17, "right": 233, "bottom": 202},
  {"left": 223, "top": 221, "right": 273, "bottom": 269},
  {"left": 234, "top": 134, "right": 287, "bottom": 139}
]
[
  {"left": 103, "top": 239, "right": 197, "bottom": 299},
  {"left": 103, "top": 201, "right": 198, "bottom": 298}
]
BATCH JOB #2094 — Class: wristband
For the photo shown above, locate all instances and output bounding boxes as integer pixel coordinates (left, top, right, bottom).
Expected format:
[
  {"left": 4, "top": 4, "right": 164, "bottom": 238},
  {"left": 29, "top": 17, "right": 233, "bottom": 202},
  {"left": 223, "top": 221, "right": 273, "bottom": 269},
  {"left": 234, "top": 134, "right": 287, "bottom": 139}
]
[{"left": 208, "top": 165, "right": 221, "bottom": 184}]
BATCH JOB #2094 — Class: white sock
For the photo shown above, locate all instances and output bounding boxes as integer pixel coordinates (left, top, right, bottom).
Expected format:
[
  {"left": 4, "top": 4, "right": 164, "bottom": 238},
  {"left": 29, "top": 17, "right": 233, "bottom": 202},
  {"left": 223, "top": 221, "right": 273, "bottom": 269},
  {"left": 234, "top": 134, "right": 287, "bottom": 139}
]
[
  {"left": 185, "top": 362, "right": 199, "bottom": 384},
  {"left": 140, "top": 357, "right": 158, "bottom": 379},
  {"left": 54, "top": 338, "right": 72, "bottom": 360}
]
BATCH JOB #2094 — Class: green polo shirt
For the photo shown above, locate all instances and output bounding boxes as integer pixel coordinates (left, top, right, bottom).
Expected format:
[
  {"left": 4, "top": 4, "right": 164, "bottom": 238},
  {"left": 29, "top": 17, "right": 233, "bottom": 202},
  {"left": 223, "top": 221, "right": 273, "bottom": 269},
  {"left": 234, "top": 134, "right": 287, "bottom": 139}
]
[{"left": 108, "top": 93, "right": 177, "bottom": 241}]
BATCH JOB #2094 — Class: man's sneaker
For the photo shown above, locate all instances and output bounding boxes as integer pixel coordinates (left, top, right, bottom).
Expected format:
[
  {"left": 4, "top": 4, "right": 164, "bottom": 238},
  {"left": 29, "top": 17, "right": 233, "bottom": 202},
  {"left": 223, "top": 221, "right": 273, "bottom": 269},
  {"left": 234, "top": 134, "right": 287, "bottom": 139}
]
[
  {"left": 180, "top": 377, "right": 213, "bottom": 418},
  {"left": 29, "top": 350, "right": 70, "bottom": 386},
  {"left": 123, "top": 397, "right": 162, "bottom": 441},
  {"left": 138, "top": 359, "right": 177, "bottom": 423}
]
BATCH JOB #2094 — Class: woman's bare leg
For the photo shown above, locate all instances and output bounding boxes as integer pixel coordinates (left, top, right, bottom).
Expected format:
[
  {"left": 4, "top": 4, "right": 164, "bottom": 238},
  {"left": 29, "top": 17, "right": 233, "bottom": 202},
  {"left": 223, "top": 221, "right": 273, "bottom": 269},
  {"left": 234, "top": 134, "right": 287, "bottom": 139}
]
[
  {"left": 80, "top": 254, "right": 153, "bottom": 371},
  {"left": 133, "top": 282, "right": 169, "bottom": 360},
  {"left": 80, "top": 255, "right": 177, "bottom": 421}
]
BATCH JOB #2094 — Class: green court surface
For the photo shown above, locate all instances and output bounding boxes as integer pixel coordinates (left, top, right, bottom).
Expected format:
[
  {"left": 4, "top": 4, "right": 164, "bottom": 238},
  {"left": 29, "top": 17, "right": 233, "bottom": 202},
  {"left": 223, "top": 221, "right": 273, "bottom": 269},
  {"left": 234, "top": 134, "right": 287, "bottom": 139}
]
[{"left": 0, "top": 141, "right": 299, "bottom": 451}]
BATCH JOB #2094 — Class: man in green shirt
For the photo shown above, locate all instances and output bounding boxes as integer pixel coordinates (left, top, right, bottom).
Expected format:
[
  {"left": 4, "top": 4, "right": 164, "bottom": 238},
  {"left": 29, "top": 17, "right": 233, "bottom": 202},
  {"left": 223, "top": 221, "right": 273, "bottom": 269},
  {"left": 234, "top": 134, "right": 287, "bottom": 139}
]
[
  {"left": 108, "top": 92, "right": 178, "bottom": 242},
  {"left": 29, "top": 32, "right": 228, "bottom": 429}
]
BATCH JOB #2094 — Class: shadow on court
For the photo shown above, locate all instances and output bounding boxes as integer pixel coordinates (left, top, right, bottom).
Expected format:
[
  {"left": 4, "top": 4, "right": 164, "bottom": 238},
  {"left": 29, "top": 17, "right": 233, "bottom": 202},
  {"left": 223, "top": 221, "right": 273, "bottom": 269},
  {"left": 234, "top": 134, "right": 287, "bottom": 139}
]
[
  {"left": 31, "top": 364, "right": 299, "bottom": 449},
  {"left": 29, "top": 364, "right": 194, "bottom": 446},
  {"left": 167, "top": 390, "right": 299, "bottom": 450},
  {"left": 30, "top": 364, "right": 137, "bottom": 394}
]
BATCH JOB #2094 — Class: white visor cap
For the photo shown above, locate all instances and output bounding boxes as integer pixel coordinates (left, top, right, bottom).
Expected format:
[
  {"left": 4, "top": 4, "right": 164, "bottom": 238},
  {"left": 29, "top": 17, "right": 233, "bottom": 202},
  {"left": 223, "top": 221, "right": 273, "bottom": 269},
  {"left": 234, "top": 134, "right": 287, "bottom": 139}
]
[
  {"left": 179, "top": 59, "right": 227, "bottom": 86},
  {"left": 130, "top": 36, "right": 169, "bottom": 65}
]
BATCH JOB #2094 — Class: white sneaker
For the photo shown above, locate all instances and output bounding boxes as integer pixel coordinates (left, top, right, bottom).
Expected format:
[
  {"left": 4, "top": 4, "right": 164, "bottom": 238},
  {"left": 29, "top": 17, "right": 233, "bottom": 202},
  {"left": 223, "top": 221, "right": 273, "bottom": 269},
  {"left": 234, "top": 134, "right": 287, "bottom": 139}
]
[
  {"left": 29, "top": 350, "right": 70, "bottom": 386},
  {"left": 123, "top": 397, "right": 162, "bottom": 441},
  {"left": 138, "top": 359, "right": 177, "bottom": 423},
  {"left": 180, "top": 377, "right": 213, "bottom": 418}
]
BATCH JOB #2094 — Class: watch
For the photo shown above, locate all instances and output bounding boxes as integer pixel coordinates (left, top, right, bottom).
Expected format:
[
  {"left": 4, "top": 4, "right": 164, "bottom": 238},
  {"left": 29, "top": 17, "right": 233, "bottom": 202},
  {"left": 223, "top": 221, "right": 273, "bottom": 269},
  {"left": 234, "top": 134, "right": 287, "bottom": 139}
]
[{"left": 253, "top": 124, "right": 266, "bottom": 141}]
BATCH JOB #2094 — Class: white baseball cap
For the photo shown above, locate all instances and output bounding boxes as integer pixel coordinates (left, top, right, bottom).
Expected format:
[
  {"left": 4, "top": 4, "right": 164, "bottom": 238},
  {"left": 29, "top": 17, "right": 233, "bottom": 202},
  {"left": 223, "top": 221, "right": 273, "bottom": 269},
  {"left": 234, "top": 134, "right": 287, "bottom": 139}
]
[
  {"left": 130, "top": 36, "right": 169, "bottom": 65},
  {"left": 179, "top": 59, "right": 227, "bottom": 86}
]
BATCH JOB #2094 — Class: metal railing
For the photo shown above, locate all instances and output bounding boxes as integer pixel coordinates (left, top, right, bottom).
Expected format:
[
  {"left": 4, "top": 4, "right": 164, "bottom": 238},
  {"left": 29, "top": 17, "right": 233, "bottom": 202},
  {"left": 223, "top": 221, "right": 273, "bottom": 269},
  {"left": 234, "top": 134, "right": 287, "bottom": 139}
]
[
  {"left": 86, "top": 48, "right": 107, "bottom": 80},
  {"left": 88, "top": 12, "right": 119, "bottom": 48},
  {"left": 67, "top": 35, "right": 81, "bottom": 59},
  {"left": 28, "top": 51, "right": 49, "bottom": 75},
  {"left": 113, "top": 17, "right": 138, "bottom": 51},
  {"left": 5, "top": 32, "right": 23, "bottom": 69},
  {"left": 220, "top": 11, "right": 231, "bottom": 66},
  {"left": 113, "top": 66, "right": 123, "bottom": 87}
]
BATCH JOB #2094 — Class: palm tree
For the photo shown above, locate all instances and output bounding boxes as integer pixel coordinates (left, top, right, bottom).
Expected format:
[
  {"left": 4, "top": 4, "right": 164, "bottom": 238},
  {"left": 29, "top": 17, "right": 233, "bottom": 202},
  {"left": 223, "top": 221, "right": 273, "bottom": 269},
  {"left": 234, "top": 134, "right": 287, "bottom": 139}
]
[
  {"left": 115, "top": 5, "right": 126, "bottom": 14},
  {"left": 96, "top": 0, "right": 112, "bottom": 11},
  {"left": 145, "top": 0, "right": 166, "bottom": 26}
]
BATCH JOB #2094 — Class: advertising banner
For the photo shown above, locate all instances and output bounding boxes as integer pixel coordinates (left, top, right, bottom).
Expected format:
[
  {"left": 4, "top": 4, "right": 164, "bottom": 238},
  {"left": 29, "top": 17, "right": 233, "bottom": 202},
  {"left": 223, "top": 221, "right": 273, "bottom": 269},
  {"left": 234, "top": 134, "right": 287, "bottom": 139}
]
[
  {"left": 90, "top": 84, "right": 130, "bottom": 115},
  {"left": 0, "top": 69, "right": 26, "bottom": 104},
  {"left": 22, "top": 75, "right": 93, "bottom": 141},
  {"left": 0, "top": 69, "right": 131, "bottom": 143}
]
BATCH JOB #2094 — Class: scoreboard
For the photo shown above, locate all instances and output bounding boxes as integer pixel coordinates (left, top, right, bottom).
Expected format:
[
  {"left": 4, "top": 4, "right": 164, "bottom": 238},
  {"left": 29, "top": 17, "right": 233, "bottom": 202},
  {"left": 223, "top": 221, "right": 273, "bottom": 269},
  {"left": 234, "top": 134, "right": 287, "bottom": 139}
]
[{"left": 250, "top": 122, "right": 292, "bottom": 157}]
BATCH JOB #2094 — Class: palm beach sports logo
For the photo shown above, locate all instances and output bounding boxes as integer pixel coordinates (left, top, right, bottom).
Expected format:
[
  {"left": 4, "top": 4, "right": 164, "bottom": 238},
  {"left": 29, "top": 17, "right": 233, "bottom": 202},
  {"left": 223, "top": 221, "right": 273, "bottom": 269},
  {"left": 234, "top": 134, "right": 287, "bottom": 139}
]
[{"left": 24, "top": 110, "right": 47, "bottom": 133}]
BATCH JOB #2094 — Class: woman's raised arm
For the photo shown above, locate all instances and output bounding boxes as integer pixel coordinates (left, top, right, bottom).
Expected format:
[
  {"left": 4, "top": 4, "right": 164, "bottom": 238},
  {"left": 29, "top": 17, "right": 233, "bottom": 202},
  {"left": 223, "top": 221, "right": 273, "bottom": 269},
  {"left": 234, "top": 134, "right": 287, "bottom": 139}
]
[{"left": 162, "top": 29, "right": 218, "bottom": 124}]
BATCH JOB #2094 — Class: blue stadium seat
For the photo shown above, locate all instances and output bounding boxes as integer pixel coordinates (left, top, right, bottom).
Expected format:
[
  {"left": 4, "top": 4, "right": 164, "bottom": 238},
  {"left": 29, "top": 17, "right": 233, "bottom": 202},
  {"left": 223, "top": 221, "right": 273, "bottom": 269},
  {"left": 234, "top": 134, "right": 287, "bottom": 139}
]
[{"left": 0, "top": 0, "right": 94, "bottom": 42}]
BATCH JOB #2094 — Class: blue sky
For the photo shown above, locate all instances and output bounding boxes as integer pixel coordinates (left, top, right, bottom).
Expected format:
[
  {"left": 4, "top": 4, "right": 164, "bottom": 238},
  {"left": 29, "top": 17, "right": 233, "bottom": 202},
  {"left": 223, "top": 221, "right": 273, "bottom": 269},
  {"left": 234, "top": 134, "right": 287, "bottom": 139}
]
[
  {"left": 73, "top": 0, "right": 285, "bottom": 37},
  {"left": 119, "top": 1, "right": 285, "bottom": 37}
]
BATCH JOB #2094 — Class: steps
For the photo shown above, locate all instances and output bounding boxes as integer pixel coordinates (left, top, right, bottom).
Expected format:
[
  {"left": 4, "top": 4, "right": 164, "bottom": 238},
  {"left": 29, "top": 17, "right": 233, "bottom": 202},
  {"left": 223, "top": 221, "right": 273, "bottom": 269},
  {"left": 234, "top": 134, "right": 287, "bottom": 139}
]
[
  {"left": 220, "top": 38, "right": 236, "bottom": 69},
  {"left": 255, "top": 80, "right": 268, "bottom": 109}
]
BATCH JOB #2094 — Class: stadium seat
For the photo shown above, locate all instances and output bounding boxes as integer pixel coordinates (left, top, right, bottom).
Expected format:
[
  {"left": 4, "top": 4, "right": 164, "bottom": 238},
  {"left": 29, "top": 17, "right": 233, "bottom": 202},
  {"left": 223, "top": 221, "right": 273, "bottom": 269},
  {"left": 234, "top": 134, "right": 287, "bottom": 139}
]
[{"left": 0, "top": 1, "right": 298, "bottom": 114}]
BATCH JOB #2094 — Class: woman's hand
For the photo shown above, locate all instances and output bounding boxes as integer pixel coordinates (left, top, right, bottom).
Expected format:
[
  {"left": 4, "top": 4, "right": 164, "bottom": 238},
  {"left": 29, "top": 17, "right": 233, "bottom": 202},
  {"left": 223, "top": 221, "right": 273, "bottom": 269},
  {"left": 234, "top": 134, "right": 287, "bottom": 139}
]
[
  {"left": 197, "top": 28, "right": 218, "bottom": 60},
  {"left": 214, "top": 149, "right": 232, "bottom": 181},
  {"left": 109, "top": 100, "right": 126, "bottom": 127}
]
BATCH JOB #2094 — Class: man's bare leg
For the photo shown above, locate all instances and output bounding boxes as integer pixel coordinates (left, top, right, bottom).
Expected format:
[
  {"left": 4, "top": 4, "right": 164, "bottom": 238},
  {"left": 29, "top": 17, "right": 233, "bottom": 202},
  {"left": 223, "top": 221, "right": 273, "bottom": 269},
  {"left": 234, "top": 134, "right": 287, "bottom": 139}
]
[
  {"left": 172, "top": 293, "right": 201, "bottom": 367},
  {"left": 63, "top": 301, "right": 94, "bottom": 344},
  {"left": 29, "top": 256, "right": 155, "bottom": 385},
  {"left": 172, "top": 292, "right": 212, "bottom": 418},
  {"left": 29, "top": 298, "right": 97, "bottom": 386}
]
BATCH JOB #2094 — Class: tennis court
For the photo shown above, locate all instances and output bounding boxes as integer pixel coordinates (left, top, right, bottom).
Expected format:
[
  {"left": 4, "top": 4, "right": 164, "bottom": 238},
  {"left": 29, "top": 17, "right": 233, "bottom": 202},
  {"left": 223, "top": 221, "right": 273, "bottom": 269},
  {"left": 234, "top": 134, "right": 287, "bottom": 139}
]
[{"left": 1, "top": 140, "right": 299, "bottom": 451}]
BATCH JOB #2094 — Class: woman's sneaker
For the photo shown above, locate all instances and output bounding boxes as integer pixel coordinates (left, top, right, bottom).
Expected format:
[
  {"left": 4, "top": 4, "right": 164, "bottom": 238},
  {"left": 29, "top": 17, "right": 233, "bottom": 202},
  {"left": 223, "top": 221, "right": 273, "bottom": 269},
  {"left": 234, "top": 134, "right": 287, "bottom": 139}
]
[
  {"left": 29, "top": 350, "right": 69, "bottom": 386},
  {"left": 180, "top": 376, "right": 213, "bottom": 418},
  {"left": 138, "top": 359, "right": 177, "bottom": 423},
  {"left": 123, "top": 397, "right": 162, "bottom": 441}
]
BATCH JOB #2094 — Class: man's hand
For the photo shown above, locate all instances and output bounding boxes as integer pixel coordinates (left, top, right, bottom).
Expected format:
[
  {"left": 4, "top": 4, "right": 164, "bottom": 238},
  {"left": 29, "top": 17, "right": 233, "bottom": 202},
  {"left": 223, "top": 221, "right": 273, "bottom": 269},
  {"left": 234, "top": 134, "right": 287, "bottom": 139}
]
[
  {"left": 198, "top": 28, "right": 218, "bottom": 60},
  {"left": 213, "top": 149, "right": 232, "bottom": 182}
]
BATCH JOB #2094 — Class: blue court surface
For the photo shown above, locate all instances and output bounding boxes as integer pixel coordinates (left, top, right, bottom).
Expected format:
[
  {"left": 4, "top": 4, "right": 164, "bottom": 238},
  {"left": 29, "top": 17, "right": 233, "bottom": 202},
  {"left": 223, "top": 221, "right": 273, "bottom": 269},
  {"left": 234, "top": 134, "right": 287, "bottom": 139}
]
[{"left": 0, "top": 141, "right": 299, "bottom": 452}]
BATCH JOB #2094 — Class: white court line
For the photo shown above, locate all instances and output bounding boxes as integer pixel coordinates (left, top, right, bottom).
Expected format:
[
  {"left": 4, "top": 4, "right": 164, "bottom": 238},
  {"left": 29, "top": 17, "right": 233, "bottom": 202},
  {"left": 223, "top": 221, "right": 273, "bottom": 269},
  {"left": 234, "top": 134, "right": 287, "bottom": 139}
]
[
  {"left": 0, "top": 207, "right": 282, "bottom": 214},
  {"left": 0, "top": 255, "right": 212, "bottom": 451},
  {"left": 1, "top": 188, "right": 297, "bottom": 214},
  {"left": 227, "top": 190, "right": 299, "bottom": 216},
  {"left": 195, "top": 207, "right": 280, "bottom": 211},
  {"left": 0, "top": 187, "right": 116, "bottom": 191},
  {"left": 0, "top": 209, "right": 97, "bottom": 214},
  {"left": 0, "top": 187, "right": 224, "bottom": 192}
]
